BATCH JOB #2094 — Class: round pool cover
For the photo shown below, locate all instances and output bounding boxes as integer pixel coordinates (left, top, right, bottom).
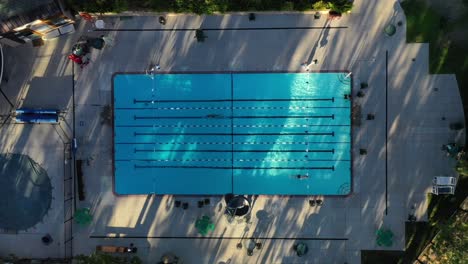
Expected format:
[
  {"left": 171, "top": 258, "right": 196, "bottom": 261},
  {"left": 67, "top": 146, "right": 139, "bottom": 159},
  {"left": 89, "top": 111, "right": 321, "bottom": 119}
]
[{"left": 0, "top": 153, "right": 52, "bottom": 230}]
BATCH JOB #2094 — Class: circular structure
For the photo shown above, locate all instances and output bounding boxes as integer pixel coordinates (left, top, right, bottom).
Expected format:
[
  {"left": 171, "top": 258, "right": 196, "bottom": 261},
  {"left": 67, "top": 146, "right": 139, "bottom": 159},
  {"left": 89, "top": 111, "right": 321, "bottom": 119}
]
[
  {"left": 227, "top": 196, "right": 251, "bottom": 217},
  {"left": 225, "top": 195, "right": 251, "bottom": 223},
  {"left": 0, "top": 153, "right": 52, "bottom": 230},
  {"left": 384, "top": 24, "right": 396, "bottom": 36}
]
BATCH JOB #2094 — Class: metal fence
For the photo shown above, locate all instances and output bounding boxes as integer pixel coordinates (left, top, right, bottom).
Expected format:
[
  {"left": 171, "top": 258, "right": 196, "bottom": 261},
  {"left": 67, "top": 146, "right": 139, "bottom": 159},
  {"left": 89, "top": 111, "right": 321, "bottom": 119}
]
[{"left": 63, "top": 142, "right": 74, "bottom": 260}]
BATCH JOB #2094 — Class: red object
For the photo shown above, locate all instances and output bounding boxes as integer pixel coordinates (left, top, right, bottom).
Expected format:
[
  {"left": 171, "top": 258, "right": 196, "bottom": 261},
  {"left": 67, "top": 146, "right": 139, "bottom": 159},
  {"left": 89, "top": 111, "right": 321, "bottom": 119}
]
[
  {"left": 68, "top": 54, "right": 83, "bottom": 64},
  {"left": 328, "top": 11, "right": 342, "bottom": 20},
  {"left": 79, "top": 12, "right": 94, "bottom": 22}
]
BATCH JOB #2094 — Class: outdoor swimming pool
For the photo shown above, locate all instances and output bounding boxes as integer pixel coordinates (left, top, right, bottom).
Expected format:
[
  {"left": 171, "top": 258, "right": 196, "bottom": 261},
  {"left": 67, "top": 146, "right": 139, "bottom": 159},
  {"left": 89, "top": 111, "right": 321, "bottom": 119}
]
[{"left": 113, "top": 72, "right": 352, "bottom": 195}]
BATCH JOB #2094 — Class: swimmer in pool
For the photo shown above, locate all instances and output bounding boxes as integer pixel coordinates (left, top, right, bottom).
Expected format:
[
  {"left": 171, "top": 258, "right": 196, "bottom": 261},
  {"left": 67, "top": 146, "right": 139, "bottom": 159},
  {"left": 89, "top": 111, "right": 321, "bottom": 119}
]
[
  {"left": 206, "top": 114, "right": 223, "bottom": 119},
  {"left": 296, "top": 174, "right": 309, "bottom": 179}
]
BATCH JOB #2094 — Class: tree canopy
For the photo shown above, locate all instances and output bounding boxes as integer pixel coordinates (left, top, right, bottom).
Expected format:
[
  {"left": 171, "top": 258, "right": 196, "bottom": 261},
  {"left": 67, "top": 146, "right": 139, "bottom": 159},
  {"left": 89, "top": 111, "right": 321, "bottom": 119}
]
[{"left": 432, "top": 213, "right": 468, "bottom": 263}]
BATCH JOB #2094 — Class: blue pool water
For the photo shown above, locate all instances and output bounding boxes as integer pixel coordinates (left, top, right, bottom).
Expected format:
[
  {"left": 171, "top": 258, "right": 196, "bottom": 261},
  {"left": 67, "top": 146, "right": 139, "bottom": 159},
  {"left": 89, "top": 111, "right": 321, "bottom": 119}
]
[{"left": 113, "top": 72, "right": 352, "bottom": 195}]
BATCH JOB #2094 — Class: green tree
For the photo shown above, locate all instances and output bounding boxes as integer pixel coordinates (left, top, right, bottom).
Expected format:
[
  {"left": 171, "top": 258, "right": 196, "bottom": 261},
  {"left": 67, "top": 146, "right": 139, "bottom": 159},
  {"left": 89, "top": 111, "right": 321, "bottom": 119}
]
[
  {"left": 328, "top": 0, "right": 353, "bottom": 13},
  {"left": 432, "top": 215, "right": 468, "bottom": 263},
  {"left": 113, "top": 0, "right": 129, "bottom": 13},
  {"left": 456, "top": 158, "right": 468, "bottom": 176},
  {"left": 66, "top": 0, "right": 355, "bottom": 13},
  {"left": 74, "top": 253, "right": 142, "bottom": 264}
]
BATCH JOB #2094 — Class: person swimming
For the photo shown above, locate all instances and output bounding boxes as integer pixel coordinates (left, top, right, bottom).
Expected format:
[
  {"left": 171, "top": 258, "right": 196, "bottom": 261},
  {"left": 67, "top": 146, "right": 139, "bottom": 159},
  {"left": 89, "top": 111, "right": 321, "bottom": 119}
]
[
  {"left": 296, "top": 174, "right": 309, "bottom": 179},
  {"left": 206, "top": 114, "right": 223, "bottom": 119}
]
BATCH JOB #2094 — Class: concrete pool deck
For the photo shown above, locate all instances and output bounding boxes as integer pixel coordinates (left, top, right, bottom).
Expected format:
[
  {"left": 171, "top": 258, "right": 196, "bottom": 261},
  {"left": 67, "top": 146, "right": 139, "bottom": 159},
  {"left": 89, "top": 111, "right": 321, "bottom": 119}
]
[{"left": 0, "top": 0, "right": 465, "bottom": 263}]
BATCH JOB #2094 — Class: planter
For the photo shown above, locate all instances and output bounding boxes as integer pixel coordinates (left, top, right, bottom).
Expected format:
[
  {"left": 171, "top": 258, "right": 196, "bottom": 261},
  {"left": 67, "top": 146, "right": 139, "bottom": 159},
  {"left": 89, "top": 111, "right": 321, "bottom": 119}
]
[
  {"left": 195, "top": 29, "right": 207, "bottom": 42},
  {"left": 384, "top": 24, "right": 396, "bottom": 36},
  {"left": 159, "top": 16, "right": 166, "bottom": 25}
]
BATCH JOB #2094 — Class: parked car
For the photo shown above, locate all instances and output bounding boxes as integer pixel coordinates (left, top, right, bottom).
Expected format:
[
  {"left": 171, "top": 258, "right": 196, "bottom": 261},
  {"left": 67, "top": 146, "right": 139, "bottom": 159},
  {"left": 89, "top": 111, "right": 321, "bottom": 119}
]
[
  {"left": 432, "top": 185, "right": 455, "bottom": 195},
  {"left": 433, "top": 176, "right": 456, "bottom": 185}
]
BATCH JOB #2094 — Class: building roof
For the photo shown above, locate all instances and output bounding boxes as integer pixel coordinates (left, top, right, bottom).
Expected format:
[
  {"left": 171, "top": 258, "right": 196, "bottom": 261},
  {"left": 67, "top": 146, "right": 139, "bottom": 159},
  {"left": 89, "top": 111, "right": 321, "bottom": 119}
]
[{"left": 0, "top": 0, "right": 61, "bottom": 34}]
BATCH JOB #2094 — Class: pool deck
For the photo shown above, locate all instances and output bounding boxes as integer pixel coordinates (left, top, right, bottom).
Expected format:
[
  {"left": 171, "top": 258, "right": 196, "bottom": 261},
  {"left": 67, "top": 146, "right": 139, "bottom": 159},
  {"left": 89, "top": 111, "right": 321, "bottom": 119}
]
[{"left": 0, "top": 0, "right": 465, "bottom": 263}]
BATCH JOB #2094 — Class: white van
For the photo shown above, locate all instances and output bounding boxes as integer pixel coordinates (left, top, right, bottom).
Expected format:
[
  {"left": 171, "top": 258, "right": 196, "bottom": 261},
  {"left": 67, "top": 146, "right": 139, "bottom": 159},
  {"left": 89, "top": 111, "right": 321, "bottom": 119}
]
[
  {"left": 432, "top": 185, "right": 455, "bottom": 195},
  {"left": 433, "top": 176, "right": 456, "bottom": 186}
]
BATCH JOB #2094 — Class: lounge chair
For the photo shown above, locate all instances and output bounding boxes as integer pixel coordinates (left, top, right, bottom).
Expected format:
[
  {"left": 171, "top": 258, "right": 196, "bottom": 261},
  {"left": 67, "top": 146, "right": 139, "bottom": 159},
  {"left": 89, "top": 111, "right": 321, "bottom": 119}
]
[
  {"left": 432, "top": 185, "right": 455, "bottom": 195},
  {"left": 433, "top": 176, "right": 456, "bottom": 186}
]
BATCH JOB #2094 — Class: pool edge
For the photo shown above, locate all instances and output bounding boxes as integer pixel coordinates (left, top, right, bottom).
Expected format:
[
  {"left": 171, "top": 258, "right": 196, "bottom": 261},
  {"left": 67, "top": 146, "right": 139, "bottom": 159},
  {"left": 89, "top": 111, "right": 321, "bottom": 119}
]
[{"left": 111, "top": 70, "right": 354, "bottom": 198}]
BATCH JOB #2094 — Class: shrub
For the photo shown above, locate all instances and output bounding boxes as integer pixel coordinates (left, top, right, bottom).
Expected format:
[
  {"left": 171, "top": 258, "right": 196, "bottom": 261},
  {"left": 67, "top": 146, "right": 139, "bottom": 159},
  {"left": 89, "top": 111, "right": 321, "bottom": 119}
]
[
  {"left": 148, "top": 0, "right": 174, "bottom": 12},
  {"left": 432, "top": 215, "right": 468, "bottom": 263},
  {"left": 213, "top": 0, "right": 230, "bottom": 13},
  {"left": 66, "top": 0, "right": 353, "bottom": 14},
  {"left": 312, "top": 1, "right": 330, "bottom": 10},
  {"left": 67, "top": 0, "right": 128, "bottom": 13},
  {"left": 294, "top": 0, "right": 313, "bottom": 11},
  {"left": 328, "top": 0, "right": 353, "bottom": 13},
  {"left": 282, "top": 1, "right": 295, "bottom": 11},
  {"left": 113, "top": 0, "right": 128, "bottom": 13}
]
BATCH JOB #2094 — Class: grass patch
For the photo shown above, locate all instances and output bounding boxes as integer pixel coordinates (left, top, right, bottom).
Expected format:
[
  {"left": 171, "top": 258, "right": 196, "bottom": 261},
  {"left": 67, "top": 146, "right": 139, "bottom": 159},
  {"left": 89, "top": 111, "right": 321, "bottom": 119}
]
[
  {"left": 401, "top": 0, "right": 442, "bottom": 43},
  {"left": 400, "top": 0, "right": 460, "bottom": 75}
]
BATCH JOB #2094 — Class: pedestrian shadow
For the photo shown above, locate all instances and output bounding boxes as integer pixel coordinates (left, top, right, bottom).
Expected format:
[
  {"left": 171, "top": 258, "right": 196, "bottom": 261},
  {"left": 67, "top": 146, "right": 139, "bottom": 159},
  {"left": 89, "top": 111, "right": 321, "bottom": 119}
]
[{"left": 306, "top": 20, "right": 332, "bottom": 65}]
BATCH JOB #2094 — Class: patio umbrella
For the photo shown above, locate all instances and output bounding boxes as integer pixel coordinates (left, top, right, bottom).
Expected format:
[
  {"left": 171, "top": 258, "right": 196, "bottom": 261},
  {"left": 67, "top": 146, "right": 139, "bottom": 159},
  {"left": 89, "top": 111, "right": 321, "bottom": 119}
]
[
  {"left": 75, "top": 208, "right": 92, "bottom": 226},
  {"left": 376, "top": 227, "right": 394, "bottom": 247},
  {"left": 195, "top": 215, "right": 215, "bottom": 236}
]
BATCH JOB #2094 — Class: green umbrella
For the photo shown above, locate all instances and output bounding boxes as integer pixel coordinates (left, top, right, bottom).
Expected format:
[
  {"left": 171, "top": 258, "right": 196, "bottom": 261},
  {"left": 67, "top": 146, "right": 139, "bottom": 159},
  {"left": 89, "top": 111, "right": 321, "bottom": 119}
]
[
  {"left": 75, "top": 208, "right": 92, "bottom": 226},
  {"left": 195, "top": 215, "right": 215, "bottom": 236},
  {"left": 376, "top": 228, "right": 394, "bottom": 247}
]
